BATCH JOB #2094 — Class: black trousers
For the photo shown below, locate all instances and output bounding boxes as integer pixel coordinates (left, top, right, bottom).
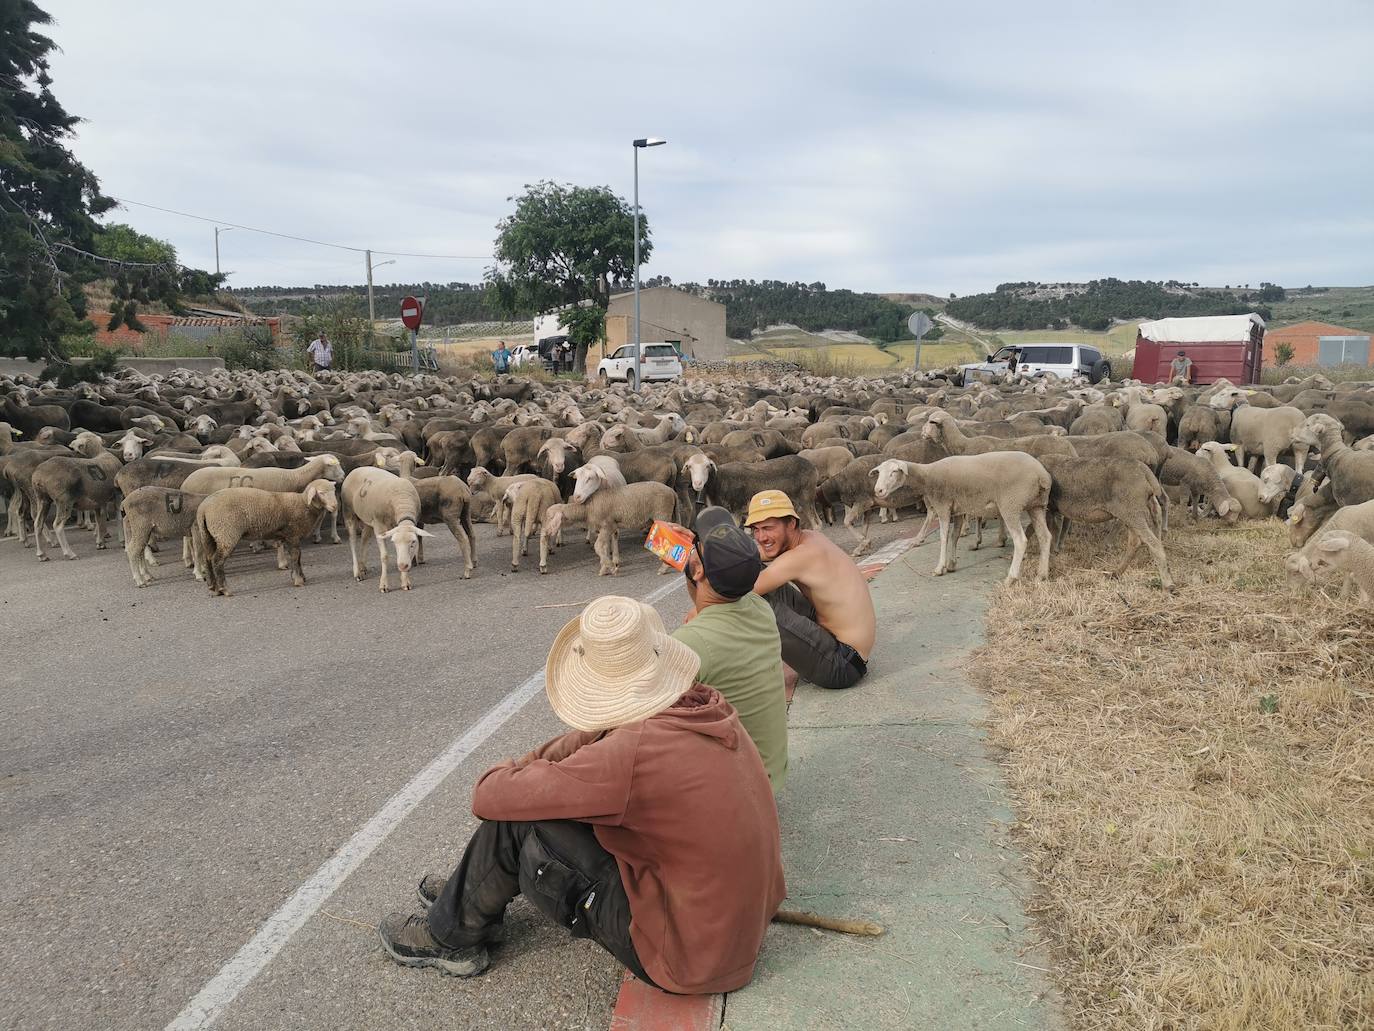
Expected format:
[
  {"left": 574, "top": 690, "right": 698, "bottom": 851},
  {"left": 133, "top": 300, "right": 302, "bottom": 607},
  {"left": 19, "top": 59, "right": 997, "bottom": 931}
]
[
  {"left": 763, "top": 582, "right": 867, "bottom": 690},
  {"left": 426, "top": 818, "right": 655, "bottom": 986}
]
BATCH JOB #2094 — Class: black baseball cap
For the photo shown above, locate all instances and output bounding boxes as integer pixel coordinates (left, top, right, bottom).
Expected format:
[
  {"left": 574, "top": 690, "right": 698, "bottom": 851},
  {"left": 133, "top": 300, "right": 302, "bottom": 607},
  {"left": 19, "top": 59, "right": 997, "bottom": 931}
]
[{"left": 693, "top": 507, "right": 762, "bottom": 600}]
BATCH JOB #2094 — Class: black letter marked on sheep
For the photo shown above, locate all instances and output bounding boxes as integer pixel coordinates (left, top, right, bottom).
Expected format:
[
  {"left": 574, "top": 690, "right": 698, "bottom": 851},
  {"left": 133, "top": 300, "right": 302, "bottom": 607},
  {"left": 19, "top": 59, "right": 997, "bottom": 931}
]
[
  {"left": 155, "top": 462, "right": 172, "bottom": 478},
  {"left": 228, "top": 474, "right": 254, "bottom": 488},
  {"left": 166, "top": 492, "right": 184, "bottom": 515},
  {"left": 86, "top": 466, "right": 106, "bottom": 481}
]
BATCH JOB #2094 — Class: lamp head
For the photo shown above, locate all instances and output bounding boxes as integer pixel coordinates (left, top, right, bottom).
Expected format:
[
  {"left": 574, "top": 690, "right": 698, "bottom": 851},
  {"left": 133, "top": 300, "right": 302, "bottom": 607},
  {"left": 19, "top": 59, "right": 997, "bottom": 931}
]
[{"left": 633, "top": 137, "right": 667, "bottom": 148}]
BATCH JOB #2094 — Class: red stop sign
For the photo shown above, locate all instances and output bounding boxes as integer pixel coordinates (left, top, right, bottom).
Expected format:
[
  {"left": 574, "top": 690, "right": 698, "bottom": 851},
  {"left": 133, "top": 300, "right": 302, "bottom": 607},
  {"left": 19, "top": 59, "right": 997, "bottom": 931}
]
[{"left": 400, "top": 296, "right": 424, "bottom": 331}]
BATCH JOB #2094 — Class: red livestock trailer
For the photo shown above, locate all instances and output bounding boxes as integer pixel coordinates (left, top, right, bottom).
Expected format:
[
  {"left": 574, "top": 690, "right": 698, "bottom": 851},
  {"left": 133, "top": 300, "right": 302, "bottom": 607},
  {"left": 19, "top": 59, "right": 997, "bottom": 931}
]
[{"left": 1130, "top": 313, "right": 1265, "bottom": 385}]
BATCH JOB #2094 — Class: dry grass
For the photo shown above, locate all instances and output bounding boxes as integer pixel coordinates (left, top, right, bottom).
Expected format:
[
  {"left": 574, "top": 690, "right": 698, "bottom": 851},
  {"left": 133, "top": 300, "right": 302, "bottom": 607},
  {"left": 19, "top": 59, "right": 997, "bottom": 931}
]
[{"left": 970, "top": 518, "right": 1374, "bottom": 1031}]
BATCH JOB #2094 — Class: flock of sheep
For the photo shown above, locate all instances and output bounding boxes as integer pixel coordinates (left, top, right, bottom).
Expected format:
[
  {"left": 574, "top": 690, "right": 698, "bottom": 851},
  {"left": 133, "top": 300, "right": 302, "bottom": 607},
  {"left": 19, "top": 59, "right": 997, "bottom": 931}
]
[{"left": 4, "top": 362, "right": 1374, "bottom": 601}]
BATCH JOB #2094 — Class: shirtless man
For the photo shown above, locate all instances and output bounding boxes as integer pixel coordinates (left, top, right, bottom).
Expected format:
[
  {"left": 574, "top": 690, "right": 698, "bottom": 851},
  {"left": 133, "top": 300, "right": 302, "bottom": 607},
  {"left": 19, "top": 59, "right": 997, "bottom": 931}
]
[{"left": 744, "top": 489, "right": 876, "bottom": 690}]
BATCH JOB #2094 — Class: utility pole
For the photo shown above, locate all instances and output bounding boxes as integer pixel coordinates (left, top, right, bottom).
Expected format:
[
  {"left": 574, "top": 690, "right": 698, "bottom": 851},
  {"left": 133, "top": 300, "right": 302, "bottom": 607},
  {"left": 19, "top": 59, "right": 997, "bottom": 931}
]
[
  {"left": 365, "top": 249, "right": 375, "bottom": 326},
  {"left": 214, "top": 226, "right": 233, "bottom": 277}
]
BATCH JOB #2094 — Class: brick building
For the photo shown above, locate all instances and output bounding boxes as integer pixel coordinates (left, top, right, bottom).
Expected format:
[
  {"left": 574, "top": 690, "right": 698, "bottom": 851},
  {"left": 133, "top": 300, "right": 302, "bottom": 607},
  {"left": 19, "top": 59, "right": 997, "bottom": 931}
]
[{"left": 1264, "top": 320, "right": 1372, "bottom": 366}]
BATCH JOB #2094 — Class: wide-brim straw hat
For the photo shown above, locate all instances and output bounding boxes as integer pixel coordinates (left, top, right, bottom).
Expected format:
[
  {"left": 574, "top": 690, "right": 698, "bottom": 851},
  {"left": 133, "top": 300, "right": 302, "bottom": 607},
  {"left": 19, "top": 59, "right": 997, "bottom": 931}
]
[{"left": 545, "top": 596, "right": 701, "bottom": 731}]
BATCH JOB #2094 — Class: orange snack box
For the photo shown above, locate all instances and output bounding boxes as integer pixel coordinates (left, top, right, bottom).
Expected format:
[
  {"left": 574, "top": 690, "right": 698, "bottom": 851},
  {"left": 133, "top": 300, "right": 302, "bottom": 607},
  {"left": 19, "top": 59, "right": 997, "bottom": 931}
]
[{"left": 644, "top": 520, "right": 695, "bottom": 570}]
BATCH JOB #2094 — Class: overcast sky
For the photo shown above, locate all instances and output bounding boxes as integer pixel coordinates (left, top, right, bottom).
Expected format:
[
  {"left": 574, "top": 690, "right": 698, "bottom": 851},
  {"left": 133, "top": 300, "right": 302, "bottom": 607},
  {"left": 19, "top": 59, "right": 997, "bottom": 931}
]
[{"left": 43, "top": 0, "right": 1374, "bottom": 295}]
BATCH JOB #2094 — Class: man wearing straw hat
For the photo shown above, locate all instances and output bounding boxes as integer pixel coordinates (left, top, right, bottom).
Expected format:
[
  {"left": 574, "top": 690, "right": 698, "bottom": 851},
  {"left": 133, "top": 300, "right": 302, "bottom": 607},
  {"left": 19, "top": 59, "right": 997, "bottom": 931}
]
[
  {"left": 378, "top": 595, "right": 785, "bottom": 993},
  {"left": 745, "top": 488, "right": 876, "bottom": 691}
]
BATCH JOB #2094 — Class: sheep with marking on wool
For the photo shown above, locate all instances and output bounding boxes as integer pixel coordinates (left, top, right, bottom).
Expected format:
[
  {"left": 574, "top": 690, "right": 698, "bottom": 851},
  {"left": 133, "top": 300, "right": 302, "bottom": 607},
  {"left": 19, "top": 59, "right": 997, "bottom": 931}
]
[
  {"left": 119, "top": 486, "right": 208, "bottom": 586},
  {"left": 194, "top": 480, "right": 338, "bottom": 596},
  {"left": 542, "top": 480, "right": 677, "bottom": 576}
]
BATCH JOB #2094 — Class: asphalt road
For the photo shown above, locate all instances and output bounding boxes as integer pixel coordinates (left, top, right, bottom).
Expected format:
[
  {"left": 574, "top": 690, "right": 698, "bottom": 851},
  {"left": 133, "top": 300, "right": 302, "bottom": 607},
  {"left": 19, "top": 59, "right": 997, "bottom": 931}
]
[{"left": 0, "top": 511, "right": 911, "bottom": 1031}]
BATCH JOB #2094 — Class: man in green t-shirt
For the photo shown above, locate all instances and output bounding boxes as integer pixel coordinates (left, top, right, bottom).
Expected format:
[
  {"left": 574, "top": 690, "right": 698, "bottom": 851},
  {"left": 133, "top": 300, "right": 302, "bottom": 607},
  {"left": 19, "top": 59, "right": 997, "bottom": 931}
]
[{"left": 671, "top": 507, "right": 789, "bottom": 792}]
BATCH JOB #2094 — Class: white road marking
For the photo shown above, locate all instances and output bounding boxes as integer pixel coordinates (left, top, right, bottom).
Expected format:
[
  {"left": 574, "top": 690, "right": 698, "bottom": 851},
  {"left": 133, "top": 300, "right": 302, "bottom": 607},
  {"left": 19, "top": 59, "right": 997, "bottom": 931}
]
[{"left": 167, "top": 576, "right": 685, "bottom": 1030}]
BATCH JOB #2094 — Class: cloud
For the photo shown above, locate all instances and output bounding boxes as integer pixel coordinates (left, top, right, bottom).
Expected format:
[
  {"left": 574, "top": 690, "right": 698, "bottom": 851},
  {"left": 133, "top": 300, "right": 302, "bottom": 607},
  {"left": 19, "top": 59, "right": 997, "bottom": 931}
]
[{"left": 42, "top": 0, "right": 1374, "bottom": 294}]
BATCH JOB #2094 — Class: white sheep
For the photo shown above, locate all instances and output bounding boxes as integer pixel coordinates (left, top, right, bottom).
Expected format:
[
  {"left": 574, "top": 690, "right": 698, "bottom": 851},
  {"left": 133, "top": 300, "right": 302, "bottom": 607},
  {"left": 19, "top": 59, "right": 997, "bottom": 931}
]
[
  {"left": 341, "top": 466, "right": 433, "bottom": 592},
  {"left": 504, "top": 479, "right": 563, "bottom": 573},
  {"left": 544, "top": 480, "right": 677, "bottom": 576},
  {"left": 194, "top": 480, "right": 338, "bottom": 596},
  {"left": 466, "top": 467, "right": 544, "bottom": 535},
  {"left": 872, "top": 452, "right": 1052, "bottom": 582},
  {"left": 1196, "top": 442, "right": 1276, "bottom": 519},
  {"left": 1282, "top": 499, "right": 1374, "bottom": 590}
]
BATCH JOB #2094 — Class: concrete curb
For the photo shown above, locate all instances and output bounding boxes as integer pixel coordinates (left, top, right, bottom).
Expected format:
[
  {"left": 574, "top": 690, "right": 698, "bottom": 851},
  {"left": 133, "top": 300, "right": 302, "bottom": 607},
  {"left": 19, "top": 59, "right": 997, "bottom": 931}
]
[{"left": 605, "top": 539, "right": 918, "bottom": 1029}]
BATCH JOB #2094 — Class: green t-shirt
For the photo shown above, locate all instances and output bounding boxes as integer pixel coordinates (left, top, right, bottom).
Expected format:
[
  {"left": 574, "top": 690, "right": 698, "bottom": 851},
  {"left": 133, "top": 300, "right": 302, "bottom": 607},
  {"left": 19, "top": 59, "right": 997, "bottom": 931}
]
[{"left": 672, "top": 592, "right": 788, "bottom": 792}]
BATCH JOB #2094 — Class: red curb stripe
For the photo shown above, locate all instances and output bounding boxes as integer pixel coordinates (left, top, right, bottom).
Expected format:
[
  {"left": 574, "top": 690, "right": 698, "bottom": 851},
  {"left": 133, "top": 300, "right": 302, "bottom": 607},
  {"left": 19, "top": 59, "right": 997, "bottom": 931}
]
[{"left": 609, "top": 971, "right": 722, "bottom": 1031}]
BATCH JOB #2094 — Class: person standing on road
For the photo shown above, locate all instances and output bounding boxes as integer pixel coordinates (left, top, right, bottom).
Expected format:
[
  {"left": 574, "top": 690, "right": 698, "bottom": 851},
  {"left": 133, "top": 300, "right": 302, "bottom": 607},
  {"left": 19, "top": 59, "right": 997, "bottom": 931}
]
[
  {"left": 306, "top": 332, "right": 332, "bottom": 373},
  {"left": 492, "top": 341, "right": 511, "bottom": 374},
  {"left": 377, "top": 595, "right": 785, "bottom": 993},
  {"left": 1170, "top": 350, "right": 1194, "bottom": 385},
  {"left": 745, "top": 489, "right": 876, "bottom": 691},
  {"left": 671, "top": 506, "right": 788, "bottom": 792}
]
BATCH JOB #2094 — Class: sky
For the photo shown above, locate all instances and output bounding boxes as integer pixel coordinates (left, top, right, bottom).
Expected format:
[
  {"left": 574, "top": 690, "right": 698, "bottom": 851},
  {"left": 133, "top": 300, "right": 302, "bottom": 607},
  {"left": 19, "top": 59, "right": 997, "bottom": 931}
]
[{"left": 42, "top": 0, "right": 1374, "bottom": 296}]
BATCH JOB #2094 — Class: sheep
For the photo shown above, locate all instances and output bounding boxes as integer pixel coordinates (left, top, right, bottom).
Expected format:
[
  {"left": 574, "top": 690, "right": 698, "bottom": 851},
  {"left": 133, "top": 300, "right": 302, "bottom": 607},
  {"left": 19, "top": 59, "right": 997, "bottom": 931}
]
[
  {"left": 340, "top": 465, "right": 433, "bottom": 592},
  {"left": 816, "top": 455, "right": 923, "bottom": 556},
  {"left": 1069, "top": 406, "right": 1124, "bottom": 435},
  {"left": 719, "top": 428, "right": 800, "bottom": 458},
  {"left": 1210, "top": 391, "right": 1309, "bottom": 471},
  {"left": 466, "top": 467, "right": 546, "bottom": 534},
  {"left": 1195, "top": 442, "right": 1278, "bottom": 519},
  {"left": 180, "top": 454, "right": 344, "bottom": 497},
  {"left": 412, "top": 476, "right": 477, "bottom": 578},
  {"left": 535, "top": 437, "right": 584, "bottom": 499},
  {"left": 1176, "top": 404, "right": 1231, "bottom": 452},
  {"left": 1117, "top": 388, "right": 1169, "bottom": 436},
  {"left": 1283, "top": 501, "right": 1374, "bottom": 590},
  {"left": 1038, "top": 455, "right": 1173, "bottom": 590},
  {"left": 119, "top": 486, "right": 208, "bottom": 586},
  {"left": 1159, "top": 447, "right": 1241, "bottom": 523},
  {"left": 679, "top": 453, "right": 821, "bottom": 529},
  {"left": 1303, "top": 530, "right": 1374, "bottom": 602},
  {"left": 194, "top": 480, "right": 339, "bottom": 596},
  {"left": 1292, "top": 414, "right": 1374, "bottom": 507},
  {"left": 543, "top": 480, "right": 677, "bottom": 576},
  {"left": 1284, "top": 482, "right": 1340, "bottom": 549},
  {"left": 30, "top": 444, "right": 124, "bottom": 561},
  {"left": 871, "top": 453, "right": 1052, "bottom": 582},
  {"left": 920, "top": 410, "right": 1078, "bottom": 462},
  {"left": 505, "top": 478, "right": 562, "bottom": 572},
  {"left": 1066, "top": 431, "right": 1163, "bottom": 474},
  {"left": 601, "top": 414, "right": 686, "bottom": 450},
  {"left": 797, "top": 446, "right": 861, "bottom": 487}
]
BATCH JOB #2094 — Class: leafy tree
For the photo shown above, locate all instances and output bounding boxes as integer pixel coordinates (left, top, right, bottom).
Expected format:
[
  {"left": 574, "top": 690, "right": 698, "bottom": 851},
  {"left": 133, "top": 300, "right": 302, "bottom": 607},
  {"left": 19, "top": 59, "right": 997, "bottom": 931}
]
[
  {"left": 0, "top": 1, "right": 115, "bottom": 358},
  {"left": 486, "top": 181, "right": 646, "bottom": 373}
]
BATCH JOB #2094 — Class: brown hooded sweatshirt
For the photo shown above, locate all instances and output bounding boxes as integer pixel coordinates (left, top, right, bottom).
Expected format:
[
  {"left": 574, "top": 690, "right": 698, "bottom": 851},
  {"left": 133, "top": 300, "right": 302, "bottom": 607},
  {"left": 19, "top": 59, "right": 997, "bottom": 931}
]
[{"left": 472, "top": 684, "right": 786, "bottom": 995}]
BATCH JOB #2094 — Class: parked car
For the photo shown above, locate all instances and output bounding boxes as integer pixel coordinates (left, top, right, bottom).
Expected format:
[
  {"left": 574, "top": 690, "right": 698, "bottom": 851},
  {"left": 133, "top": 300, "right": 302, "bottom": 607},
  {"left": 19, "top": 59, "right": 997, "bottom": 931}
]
[
  {"left": 958, "top": 343, "right": 1111, "bottom": 385},
  {"left": 510, "top": 344, "right": 541, "bottom": 369},
  {"left": 596, "top": 343, "right": 684, "bottom": 387}
]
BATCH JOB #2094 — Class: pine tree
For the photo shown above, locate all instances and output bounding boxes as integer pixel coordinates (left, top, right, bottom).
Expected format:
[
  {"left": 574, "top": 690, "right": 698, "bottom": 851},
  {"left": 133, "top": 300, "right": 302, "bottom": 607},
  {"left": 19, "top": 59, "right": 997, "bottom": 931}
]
[{"left": 0, "top": 1, "right": 115, "bottom": 358}]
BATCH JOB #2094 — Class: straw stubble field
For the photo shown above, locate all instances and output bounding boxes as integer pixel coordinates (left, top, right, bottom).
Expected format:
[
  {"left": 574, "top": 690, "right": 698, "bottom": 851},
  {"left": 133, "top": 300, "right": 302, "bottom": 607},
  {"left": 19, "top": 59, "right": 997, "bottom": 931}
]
[{"left": 971, "top": 519, "right": 1374, "bottom": 1030}]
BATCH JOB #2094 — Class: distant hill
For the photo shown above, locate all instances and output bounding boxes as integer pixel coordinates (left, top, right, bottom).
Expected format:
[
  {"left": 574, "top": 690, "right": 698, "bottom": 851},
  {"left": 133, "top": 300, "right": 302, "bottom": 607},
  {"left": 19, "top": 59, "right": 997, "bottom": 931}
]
[{"left": 944, "top": 279, "right": 1283, "bottom": 332}]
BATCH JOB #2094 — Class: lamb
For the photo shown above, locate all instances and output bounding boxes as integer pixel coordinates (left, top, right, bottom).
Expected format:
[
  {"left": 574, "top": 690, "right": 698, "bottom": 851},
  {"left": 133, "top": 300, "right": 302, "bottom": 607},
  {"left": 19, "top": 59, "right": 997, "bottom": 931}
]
[
  {"left": 193, "top": 480, "right": 338, "bottom": 596},
  {"left": 504, "top": 478, "right": 562, "bottom": 572},
  {"left": 543, "top": 480, "right": 677, "bottom": 576},
  {"left": 680, "top": 453, "right": 821, "bottom": 528},
  {"left": 1196, "top": 442, "right": 1277, "bottom": 518},
  {"left": 341, "top": 464, "right": 433, "bottom": 592},
  {"left": 1292, "top": 413, "right": 1374, "bottom": 507},
  {"left": 1284, "top": 482, "right": 1339, "bottom": 548},
  {"left": 180, "top": 454, "right": 344, "bottom": 496},
  {"left": 119, "top": 486, "right": 208, "bottom": 586},
  {"left": 1158, "top": 447, "right": 1241, "bottom": 523},
  {"left": 1302, "top": 530, "right": 1374, "bottom": 602},
  {"left": 1283, "top": 501, "right": 1374, "bottom": 588},
  {"left": 1038, "top": 455, "right": 1173, "bottom": 590},
  {"left": 871, "top": 452, "right": 1052, "bottom": 582},
  {"left": 466, "top": 467, "right": 546, "bottom": 534}
]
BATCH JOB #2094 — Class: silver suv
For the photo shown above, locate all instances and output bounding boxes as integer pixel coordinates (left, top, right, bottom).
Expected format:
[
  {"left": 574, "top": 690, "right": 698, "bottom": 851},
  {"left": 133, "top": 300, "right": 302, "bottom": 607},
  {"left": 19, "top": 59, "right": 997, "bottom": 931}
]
[{"left": 958, "top": 343, "right": 1111, "bottom": 385}]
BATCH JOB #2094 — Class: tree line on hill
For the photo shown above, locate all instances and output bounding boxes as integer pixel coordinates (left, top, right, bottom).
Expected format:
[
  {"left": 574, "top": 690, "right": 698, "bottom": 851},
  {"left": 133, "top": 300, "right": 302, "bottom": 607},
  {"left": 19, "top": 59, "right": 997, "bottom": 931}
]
[
  {"left": 944, "top": 279, "right": 1285, "bottom": 332},
  {"left": 233, "top": 277, "right": 929, "bottom": 343}
]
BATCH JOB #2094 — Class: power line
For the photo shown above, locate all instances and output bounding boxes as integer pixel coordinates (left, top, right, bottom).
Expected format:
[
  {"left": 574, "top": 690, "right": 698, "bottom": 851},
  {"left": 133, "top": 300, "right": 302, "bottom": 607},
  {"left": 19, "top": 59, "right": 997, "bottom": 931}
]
[{"left": 110, "top": 197, "right": 492, "bottom": 260}]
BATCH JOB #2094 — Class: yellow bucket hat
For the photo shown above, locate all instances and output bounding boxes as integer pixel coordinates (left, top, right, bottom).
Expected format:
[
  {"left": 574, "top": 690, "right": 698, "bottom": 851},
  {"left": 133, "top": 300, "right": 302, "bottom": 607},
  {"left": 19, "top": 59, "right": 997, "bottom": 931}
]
[{"left": 744, "top": 489, "right": 800, "bottom": 526}]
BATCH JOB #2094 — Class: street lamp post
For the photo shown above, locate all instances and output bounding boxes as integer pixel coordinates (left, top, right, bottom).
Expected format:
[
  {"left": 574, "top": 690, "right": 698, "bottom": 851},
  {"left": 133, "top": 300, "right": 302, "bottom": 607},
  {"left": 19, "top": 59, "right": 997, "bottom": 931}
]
[
  {"left": 365, "top": 252, "right": 395, "bottom": 325},
  {"left": 214, "top": 226, "right": 234, "bottom": 277},
  {"left": 631, "top": 137, "right": 666, "bottom": 392}
]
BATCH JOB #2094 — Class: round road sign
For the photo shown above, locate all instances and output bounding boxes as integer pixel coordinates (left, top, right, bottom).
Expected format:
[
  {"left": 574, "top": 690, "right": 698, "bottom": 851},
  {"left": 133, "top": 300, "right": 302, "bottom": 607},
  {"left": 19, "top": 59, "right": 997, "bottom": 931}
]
[{"left": 400, "top": 296, "right": 424, "bottom": 331}]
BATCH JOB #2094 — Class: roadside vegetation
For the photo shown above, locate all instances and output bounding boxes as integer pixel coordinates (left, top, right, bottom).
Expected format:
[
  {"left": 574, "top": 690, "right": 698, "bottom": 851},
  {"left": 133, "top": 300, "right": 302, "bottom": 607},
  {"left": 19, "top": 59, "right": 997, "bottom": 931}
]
[{"left": 972, "top": 519, "right": 1372, "bottom": 1030}]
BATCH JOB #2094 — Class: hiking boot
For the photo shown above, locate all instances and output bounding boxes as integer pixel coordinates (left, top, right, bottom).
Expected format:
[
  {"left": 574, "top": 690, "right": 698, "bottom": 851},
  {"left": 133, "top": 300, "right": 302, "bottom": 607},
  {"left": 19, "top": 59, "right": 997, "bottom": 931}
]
[
  {"left": 416, "top": 875, "right": 506, "bottom": 945},
  {"left": 377, "top": 912, "right": 490, "bottom": 977},
  {"left": 416, "top": 873, "right": 447, "bottom": 910}
]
